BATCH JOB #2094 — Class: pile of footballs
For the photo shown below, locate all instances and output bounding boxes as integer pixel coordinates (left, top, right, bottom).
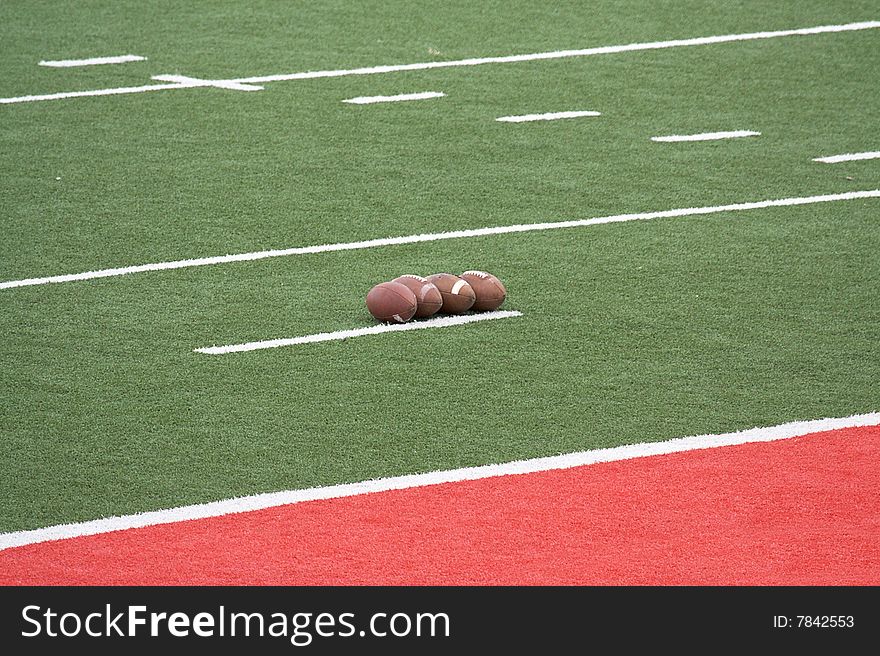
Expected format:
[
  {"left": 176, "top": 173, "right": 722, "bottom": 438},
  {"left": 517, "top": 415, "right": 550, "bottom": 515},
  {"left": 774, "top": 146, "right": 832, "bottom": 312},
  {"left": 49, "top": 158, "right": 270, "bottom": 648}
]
[{"left": 366, "top": 271, "right": 506, "bottom": 323}]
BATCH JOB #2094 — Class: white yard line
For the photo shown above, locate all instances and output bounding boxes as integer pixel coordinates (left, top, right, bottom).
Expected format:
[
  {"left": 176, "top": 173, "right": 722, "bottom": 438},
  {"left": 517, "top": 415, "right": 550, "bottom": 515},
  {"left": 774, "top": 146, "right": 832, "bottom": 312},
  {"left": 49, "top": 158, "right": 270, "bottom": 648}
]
[
  {"left": 38, "top": 54, "right": 146, "bottom": 67},
  {"left": 234, "top": 21, "right": 880, "bottom": 84},
  {"left": 1, "top": 411, "right": 876, "bottom": 551},
  {"left": 1, "top": 189, "right": 878, "bottom": 291},
  {"left": 343, "top": 91, "right": 445, "bottom": 104},
  {"left": 151, "top": 74, "right": 263, "bottom": 92},
  {"left": 496, "top": 110, "right": 601, "bottom": 123},
  {"left": 3, "top": 20, "right": 878, "bottom": 104},
  {"left": 0, "top": 82, "right": 194, "bottom": 104},
  {"left": 813, "top": 151, "right": 880, "bottom": 164},
  {"left": 651, "top": 130, "right": 761, "bottom": 142},
  {"left": 195, "top": 310, "right": 523, "bottom": 354}
]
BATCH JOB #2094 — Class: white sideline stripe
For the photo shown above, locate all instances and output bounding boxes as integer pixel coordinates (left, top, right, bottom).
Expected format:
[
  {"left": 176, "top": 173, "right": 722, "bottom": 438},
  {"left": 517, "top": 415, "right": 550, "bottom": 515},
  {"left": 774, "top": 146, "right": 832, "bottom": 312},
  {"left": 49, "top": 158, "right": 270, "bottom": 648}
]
[
  {"left": 496, "top": 110, "right": 601, "bottom": 123},
  {"left": 0, "top": 412, "right": 877, "bottom": 551},
  {"left": 813, "top": 151, "right": 880, "bottom": 164},
  {"left": 195, "top": 310, "right": 523, "bottom": 354},
  {"left": 2, "top": 189, "right": 879, "bottom": 291},
  {"left": 38, "top": 54, "right": 146, "bottom": 67},
  {"left": 151, "top": 74, "right": 263, "bottom": 92},
  {"left": 651, "top": 130, "right": 761, "bottom": 142},
  {"left": 343, "top": 91, "right": 445, "bottom": 104},
  {"left": 3, "top": 21, "right": 878, "bottom": 104}
]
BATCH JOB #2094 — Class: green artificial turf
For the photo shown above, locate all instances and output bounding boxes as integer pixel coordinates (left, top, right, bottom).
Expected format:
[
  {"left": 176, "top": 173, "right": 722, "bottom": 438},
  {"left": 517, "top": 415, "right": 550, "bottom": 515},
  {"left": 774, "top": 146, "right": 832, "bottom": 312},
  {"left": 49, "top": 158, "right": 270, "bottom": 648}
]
[{"left": 1, "top": 0, "right": 878, "bottom": 531}]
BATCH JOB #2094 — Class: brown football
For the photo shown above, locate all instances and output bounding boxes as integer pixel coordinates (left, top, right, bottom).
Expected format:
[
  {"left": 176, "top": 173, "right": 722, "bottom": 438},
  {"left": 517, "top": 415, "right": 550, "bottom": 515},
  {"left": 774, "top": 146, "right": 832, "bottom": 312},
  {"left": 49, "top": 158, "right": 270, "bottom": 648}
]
[
  {"left": 460, "top": 270, "right": 506, "bottom": 311},
  {"left": 392, "top": 275, "right": 443, "bottom": 318},
  {"left": 365, "top": 281, "right": 418, "bottom": 323},
  {"left": 426, "top": 273, "right": 475, "bottom": 314}
]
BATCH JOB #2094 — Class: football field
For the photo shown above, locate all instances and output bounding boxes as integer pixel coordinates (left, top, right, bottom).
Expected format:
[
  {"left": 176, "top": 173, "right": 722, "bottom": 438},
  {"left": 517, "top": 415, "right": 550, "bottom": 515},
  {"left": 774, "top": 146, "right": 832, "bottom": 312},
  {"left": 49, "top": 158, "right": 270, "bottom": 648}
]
[{"left": 1, "top": 1, "right": 878, "bottom": 585}]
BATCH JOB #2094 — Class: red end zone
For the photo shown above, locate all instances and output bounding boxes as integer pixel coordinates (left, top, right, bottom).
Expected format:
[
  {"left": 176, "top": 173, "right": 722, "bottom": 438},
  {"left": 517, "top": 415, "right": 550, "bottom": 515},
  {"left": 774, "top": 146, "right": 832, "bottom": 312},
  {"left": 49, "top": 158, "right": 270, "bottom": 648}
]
[{"left": 2, "top": 425, "right": 878, "bottom": 585}]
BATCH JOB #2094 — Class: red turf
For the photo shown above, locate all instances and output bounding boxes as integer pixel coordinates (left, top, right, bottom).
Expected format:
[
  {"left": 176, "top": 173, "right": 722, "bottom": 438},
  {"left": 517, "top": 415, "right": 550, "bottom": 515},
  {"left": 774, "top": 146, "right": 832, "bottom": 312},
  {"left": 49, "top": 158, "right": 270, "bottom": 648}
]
[{"left": 1, "top": 425, "right": 877, "bottom": 585}]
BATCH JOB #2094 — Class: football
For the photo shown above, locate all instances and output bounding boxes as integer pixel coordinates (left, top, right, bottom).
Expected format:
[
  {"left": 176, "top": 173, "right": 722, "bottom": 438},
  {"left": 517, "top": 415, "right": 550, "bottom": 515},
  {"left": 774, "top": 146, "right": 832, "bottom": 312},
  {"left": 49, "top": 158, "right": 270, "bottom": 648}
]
[
  {"left": 365, "top": 281, "right": 418, "bottom": 323},
  {"left": 426, "top": 273, "right": 476, "bottom": 314},
  {"left": 392, "top": 275, "right": 443, "bottom": 318},
  {"left": 460, "top": 270, "right": 507, "bottom": 311}
]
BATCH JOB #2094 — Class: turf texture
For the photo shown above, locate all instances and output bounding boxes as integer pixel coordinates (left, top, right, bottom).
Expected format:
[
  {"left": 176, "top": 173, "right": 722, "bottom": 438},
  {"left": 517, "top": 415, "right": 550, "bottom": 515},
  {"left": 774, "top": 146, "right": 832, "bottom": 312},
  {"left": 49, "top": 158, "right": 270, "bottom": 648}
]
[{"left": 0, "top": 0, "right": 878, "bottom": 532}]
